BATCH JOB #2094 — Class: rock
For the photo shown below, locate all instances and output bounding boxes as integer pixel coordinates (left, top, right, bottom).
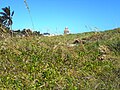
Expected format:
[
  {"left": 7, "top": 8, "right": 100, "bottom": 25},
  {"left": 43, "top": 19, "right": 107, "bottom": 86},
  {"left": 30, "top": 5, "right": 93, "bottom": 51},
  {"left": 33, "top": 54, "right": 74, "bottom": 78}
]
[{"left": 73, "top": 39, "right": 86, "bottom": 44}]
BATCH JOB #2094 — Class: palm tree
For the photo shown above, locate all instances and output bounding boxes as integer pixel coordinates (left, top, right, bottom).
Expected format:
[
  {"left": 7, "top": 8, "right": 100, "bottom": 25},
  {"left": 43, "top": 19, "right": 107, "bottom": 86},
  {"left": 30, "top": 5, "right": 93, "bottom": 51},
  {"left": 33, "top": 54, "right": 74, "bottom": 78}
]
[{"left": 0, "top": 6, "right": 14, "bottom": 29}]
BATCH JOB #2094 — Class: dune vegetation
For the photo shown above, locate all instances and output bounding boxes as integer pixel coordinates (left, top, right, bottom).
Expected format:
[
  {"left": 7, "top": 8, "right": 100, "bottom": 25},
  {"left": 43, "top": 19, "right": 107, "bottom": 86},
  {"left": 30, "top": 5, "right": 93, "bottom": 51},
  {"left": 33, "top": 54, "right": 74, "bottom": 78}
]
[{"left": 0, "top": 27, "right": 120, "bottom": 89}]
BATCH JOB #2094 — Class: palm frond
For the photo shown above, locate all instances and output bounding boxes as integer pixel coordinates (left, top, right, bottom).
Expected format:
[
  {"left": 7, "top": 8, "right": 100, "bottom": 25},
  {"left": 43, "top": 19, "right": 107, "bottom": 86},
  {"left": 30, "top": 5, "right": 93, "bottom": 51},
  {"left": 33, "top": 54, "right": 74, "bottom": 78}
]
[
  {"left": 3, "top": 20, "right": 7, "bottom": 26},
  {"left": 8, "top": 18, "right": 13, "bottom": 25},
  {"left": 0, "top": 12, "right": 7, "bottom": 17},
  {"left": 11, "top": 11, "right": 14, "bottom": 16},
  {"left": 2, "top": 6, "right": 10, "bottom": 16}
]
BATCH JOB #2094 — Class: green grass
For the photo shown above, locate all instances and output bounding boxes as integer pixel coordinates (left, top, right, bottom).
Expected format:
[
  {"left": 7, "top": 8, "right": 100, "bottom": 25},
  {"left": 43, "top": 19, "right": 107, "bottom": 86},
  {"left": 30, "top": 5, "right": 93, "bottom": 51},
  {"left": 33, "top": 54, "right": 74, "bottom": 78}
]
[{"left": 0, "top": 28, "right": 120, "bottom": 90}]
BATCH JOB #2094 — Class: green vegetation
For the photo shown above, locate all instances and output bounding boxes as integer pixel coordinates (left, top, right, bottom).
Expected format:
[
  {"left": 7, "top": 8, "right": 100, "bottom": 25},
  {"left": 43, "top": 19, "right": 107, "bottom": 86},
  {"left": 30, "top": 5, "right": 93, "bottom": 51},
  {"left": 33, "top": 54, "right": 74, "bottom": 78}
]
[{"left": 0, "top": 28, "right": 120, "bottom": 90}]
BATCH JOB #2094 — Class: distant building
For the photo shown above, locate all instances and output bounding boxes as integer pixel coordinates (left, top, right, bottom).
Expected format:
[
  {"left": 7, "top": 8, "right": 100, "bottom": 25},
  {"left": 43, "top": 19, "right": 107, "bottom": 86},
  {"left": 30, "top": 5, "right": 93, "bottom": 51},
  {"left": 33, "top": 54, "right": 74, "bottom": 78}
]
[{"left": 64, "top": 27, "right": 70, "bottom": 34}]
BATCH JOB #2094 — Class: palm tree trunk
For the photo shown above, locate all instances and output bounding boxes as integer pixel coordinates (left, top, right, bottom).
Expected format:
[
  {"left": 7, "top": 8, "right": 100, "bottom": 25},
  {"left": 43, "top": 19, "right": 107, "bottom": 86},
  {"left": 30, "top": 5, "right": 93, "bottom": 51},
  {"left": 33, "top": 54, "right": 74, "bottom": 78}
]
[{"left": 10, "top": 25, "right": 13, "bottom": 37}]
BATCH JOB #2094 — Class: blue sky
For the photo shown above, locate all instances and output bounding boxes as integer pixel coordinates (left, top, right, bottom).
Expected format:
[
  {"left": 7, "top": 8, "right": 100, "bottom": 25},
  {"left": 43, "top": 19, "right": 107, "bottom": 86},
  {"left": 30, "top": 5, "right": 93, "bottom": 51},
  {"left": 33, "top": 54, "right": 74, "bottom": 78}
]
[{"left": 0, "top": 0, "right": 120, "bottom": 34}]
